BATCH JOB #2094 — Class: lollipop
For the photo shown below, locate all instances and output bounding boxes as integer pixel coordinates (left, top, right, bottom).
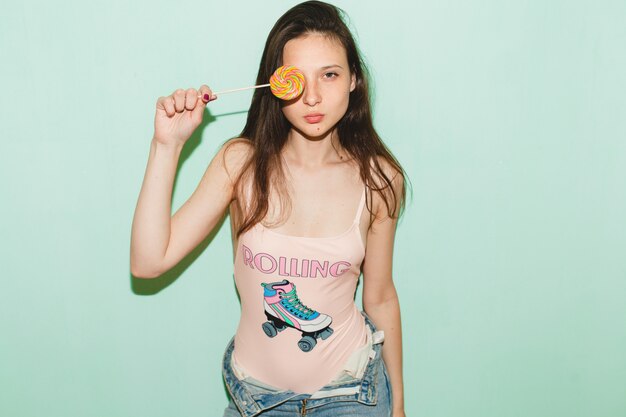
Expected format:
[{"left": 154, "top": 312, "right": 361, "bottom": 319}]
[
  {"left": 269, "top": 66, "right": 305, "bottom": 100},
  {"left": 199, "top": 66, "right": 305, "bottom": 100}
]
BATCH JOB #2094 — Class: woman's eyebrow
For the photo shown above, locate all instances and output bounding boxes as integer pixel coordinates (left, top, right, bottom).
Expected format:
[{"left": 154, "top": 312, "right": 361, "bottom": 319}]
[{"left": 320, "top": 64, "right": 343, "bottom": 70}]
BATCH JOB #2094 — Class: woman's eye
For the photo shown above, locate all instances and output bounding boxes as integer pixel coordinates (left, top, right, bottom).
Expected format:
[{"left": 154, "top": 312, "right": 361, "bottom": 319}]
[{"left": 324, "top": 72, "right": 339, "bottom": 79}]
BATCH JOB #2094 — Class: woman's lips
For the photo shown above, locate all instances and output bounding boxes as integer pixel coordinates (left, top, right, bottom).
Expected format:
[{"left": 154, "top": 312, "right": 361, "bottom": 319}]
[{"left": 304, "top": 114, "right": 324, "bottom": 124}]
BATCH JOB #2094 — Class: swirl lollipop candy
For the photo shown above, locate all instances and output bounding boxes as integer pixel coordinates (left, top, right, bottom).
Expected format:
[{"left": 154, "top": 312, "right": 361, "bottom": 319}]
[
  {"left": 269, "top": 66, "right": 305, "bottom": 100},
  {"left": 199, "top": 66, "right": 305, "bottom": 100}
]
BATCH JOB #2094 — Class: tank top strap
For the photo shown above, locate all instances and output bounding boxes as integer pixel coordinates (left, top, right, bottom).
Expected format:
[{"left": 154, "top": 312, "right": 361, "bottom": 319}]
[{"left": 353, "top": 186, "right": 367, "bottom": 225}]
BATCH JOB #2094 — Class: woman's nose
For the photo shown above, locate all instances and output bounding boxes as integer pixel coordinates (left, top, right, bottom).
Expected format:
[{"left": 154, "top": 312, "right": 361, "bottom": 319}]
[{"left": 302, "top": 78, "right": 321, "bottom": 106}]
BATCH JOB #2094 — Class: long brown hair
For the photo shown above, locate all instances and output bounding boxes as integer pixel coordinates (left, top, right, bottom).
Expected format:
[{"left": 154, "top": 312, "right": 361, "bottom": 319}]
[{"left": 228, "top": 0, "right": 409, "bottom": 238}]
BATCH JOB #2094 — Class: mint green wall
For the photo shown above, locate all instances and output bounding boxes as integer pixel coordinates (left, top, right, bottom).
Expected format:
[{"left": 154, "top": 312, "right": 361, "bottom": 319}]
[{"left": 1, "top": 1, "right": 625, "bottom": 416}]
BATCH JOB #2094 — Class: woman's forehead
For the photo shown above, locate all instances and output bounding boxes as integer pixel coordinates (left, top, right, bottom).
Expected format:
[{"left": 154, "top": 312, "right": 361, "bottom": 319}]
[{"left": 282, "top": 33, "right": 348, "bottom": 68}]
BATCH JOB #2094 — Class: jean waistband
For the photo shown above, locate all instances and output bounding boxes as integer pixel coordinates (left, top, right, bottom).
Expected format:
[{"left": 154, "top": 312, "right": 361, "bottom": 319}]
[{"left": 221, "top": 311, "right": 385, "bottom": 417}]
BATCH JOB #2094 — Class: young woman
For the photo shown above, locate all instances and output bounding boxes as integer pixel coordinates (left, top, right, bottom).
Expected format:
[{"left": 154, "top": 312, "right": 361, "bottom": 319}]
[{"left": 131, "top": 1, "right": 408, "bottom": 416}]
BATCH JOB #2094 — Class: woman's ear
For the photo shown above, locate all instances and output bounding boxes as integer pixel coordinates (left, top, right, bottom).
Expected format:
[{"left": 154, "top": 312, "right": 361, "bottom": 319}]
[{"left": 350, "top": 73, "right": 356, "bottom": 92}]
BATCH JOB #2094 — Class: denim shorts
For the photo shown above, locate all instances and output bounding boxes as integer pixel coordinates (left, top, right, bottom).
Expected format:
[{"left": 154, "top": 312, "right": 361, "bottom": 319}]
[{"left": 221, "top": 312, "right": 393, "bottom": 417}]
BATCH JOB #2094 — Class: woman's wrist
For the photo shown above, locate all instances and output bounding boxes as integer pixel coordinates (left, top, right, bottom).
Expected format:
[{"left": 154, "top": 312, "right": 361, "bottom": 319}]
[
  {"left": 392, "top": 394, "right": 405, "bottom": 413},
  {"left": 392, "top": 407, "right": 406, "bottom": 417},
  {"left": 151, "top": 136, "right": 184, "bottom": 152}
]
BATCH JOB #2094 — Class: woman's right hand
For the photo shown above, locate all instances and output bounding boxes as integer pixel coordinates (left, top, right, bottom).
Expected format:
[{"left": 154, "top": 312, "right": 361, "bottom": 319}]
[{"left": 153, "top": 85, "right": 216, "bottom": 147}]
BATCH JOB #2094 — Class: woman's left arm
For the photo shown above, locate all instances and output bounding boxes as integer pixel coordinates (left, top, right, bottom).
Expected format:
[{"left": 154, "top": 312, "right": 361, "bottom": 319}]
[{"left": 362, "top": 170, "right": 406, "bottom": 417}]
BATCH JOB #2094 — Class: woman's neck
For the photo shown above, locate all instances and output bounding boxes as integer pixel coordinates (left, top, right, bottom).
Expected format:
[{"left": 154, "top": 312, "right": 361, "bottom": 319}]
[{"left": 282, "top": 129, "right": 347, "bottom": 168}]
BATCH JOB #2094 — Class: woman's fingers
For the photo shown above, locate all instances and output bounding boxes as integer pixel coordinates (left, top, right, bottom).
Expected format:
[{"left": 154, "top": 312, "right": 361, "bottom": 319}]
[
  {"left": 198, "top": 84, "right": 216, "bottom": 103},
  {"left": 173, "top": 89, "right": 186, "bottom": 113},
  {"left": 185, "top": 88, "right": 198, "bottom": 110},
  {"left": 157, "top": 85, "right": 216, "bottom": 118},
  {"left": 156, "top": 95, "right": 176, "bottom": 117}
]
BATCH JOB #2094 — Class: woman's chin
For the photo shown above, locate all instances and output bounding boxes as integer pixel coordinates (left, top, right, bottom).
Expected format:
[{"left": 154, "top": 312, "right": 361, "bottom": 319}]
[{"left": 291, "top": 124, "right": 335, "bottom": 141}]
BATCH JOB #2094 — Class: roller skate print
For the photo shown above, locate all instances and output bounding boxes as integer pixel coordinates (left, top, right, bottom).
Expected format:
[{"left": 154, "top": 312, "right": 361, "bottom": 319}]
[{"left": 261, "top": 279, "right": 333, "bottom": 352}]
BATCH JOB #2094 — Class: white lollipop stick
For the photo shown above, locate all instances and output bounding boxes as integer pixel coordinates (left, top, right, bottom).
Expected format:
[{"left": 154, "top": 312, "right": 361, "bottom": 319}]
[
  {"left": 213, "top": 83, "right": 271, "bottom": 95},
  {"left": 197, "top": 83, "right": 271, "bottom": 99}
]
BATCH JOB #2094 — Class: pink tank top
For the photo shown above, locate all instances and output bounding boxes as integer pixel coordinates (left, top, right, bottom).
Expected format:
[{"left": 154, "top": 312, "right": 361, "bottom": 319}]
[{"left": 231, "top": 187, "right": 369, "bottom": 394}]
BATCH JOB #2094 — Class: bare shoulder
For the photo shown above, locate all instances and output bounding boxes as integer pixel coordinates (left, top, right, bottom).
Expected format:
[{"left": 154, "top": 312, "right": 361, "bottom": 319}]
[
  {"left": 216, "top": 137, "right": 254, "bottom": 184},
  {"left": 370, "top": 155, "right": 403, "bottom": 183},
  {"left": 368, "top": 155, "right": 405, "bottom": 220},
  {"left": 193, "top": 138, "right": 253, "bottom": 204}
]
